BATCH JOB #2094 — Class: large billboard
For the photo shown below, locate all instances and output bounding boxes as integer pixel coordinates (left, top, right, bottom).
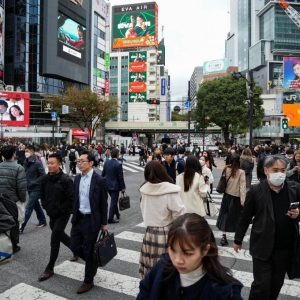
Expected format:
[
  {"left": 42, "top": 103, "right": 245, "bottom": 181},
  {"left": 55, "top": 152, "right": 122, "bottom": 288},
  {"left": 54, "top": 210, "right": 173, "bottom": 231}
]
[
  {"left": 129, "top": 92, "right": 147, "bottom": 103},
  {"left": 283, "top": 57, "right": 300, "bottom": 89},
  {"left": 0, "top": 1, "right": 4, "bottom": 82},
  {"left": 112, "top": 2, "right": 158, "bottom": 49},
  {"left": 283, "top": 104, "right": 300, "bottom": 126},
  {"left": 129, "top": 51, "right": 147, "bottom": 96},
  {"left": 156, "top": 43, "right": 165, "bottom": 65},
  {"left": 282, "top": 91, "right": 300, "bottom": 103},
  {"left": 203, "top": 58, "right": 227, "bottom": 74},
  {"left": 0, "top": 92, "right": 30, "bottom": 126},
  {"left": 57, "top": 12, "right": 86, "bottom": 66},
  {"left": 129, "top": 51, "right": 147, "bottom": 72}
]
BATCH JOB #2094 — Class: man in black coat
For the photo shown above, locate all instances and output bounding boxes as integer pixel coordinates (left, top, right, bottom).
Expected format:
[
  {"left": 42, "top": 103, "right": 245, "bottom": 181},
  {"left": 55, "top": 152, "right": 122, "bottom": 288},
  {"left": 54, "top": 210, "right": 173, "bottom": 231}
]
[
  {"left": 38, "top": 153, "right": 73, "bottom": 282},
  {"left": 70, "top": 151, "right": 108, "bottom": 294},
  {"left": 234, "top": 155, "right": 300, "bottom": 299}
]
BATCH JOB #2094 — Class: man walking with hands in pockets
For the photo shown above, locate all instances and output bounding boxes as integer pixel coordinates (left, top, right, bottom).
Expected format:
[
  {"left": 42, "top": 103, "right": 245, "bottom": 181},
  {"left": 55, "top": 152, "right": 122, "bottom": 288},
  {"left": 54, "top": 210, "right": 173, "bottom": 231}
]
[{"left": 234, "top": 155, "right": 300, "bottom": 299}]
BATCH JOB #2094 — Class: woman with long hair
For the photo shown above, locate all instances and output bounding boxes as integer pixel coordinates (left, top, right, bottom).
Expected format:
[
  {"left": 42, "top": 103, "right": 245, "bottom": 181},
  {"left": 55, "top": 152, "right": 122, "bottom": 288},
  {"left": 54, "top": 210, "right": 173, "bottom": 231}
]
[
  {"left": 216, "top": 154, "right": 246, "bottom": 246},
  {"left": 176, "top": 156, "right": 209, "bottom": 217},
  {"left": 9, "top": 105, "right": 24, "bottom": 121},
  {"left": 139, "top": 161, "right": 185, "bottom": 279},
  {"left": 240, "top": 148, "right": 254, "bottom": 191},
  {"left": 137, "top": 213, "right": 243, "bottom": 299},
  {"left": 200, "top": 155, "right": 214, "bottom": 187}
]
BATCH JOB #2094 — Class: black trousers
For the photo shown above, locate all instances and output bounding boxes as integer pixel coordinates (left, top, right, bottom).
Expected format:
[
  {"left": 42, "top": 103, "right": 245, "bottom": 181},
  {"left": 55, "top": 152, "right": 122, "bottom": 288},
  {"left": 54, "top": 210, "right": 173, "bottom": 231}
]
[
  {"left": 249, "top": 248, "right": 292, "bottom": 300},
  {"left": 70, "top": 216, "right": 99, "bottom": 283},
  {"left": 10, "top": 222, "right": 19, "bottom": 250},
  {"left": 70, "top": 161, "right": 77, "bottom": 175},
  {"left": 108, "top": 190, "right": 119, "bottom": 220},
  {"left": 46, "top": 213, "right": 71, "bottom": 271}
]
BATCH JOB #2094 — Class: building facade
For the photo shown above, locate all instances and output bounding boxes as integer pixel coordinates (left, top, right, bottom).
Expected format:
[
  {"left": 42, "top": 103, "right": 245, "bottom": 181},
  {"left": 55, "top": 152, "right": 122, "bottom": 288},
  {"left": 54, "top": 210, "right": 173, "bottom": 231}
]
[{"left": 189, "top": 66, "right": 203, "bottom": 103}]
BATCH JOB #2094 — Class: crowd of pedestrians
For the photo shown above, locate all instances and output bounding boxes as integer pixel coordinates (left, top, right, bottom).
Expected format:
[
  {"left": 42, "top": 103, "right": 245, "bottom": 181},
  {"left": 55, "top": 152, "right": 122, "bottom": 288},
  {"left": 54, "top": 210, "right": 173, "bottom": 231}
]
[{"left": 1, "top": 139, "right": 300, "bottom": 298}]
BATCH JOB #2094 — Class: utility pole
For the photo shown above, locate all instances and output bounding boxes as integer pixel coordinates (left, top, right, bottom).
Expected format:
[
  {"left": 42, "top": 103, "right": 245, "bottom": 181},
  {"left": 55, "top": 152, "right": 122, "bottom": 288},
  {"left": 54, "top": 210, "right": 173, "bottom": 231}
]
[
  {"left": 187, "top": 81, "right": 191, "bottom": 147},
  {"left": 249, "top": 70, "right": 254, "bottom": 150}
]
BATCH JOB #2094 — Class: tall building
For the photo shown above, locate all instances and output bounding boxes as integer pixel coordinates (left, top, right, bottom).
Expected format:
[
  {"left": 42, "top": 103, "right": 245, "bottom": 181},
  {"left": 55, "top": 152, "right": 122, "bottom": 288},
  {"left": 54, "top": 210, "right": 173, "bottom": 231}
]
[
  {"left": 1, "top": 0, "right": 109, "bottom": 143},
  {"left": 189, "top": 66, "right": 203, "bottom": 103},
  {"left": 109, "top": 2, "right": 169, "bottom": 123}
]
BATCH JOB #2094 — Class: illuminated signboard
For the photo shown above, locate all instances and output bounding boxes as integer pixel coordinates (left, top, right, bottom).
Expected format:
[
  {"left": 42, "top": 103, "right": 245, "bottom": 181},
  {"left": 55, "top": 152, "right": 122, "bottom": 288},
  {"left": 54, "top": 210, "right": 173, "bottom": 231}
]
[
  {"left": 283, "top": 104, "right": 300, "bottom": 126},
  {"left": 112, "top": 2, "right": 158, "bottom": 49},
  {"left": 283, "top": 57, "right": 300, "bottom": 89}
]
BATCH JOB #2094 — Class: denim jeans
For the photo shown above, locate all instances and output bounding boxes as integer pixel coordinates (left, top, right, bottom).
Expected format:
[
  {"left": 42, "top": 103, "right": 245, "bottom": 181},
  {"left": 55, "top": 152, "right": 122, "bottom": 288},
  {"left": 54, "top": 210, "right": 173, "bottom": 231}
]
[
  {"left": 120, "top": 153, "right": 126, "bottom": 162},
  {"left": 22, "top": 191, "right": 47, "bottom": 229}
]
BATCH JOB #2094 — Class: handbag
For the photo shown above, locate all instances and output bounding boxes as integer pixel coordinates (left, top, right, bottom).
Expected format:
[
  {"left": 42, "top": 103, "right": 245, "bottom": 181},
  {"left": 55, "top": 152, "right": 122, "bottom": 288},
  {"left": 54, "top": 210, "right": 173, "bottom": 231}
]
[
  {"left": 119, "top": 192, "right": 130, "bottom": 211},
  {"left": 0, "top": 232, "right": 13, "bottom": 265},
  {"left": 216, "top": 170, "right": 231, "bottom": 194},
  {"left": 94, "top": 230, "right": 117, "bottom": 267},
  {"left": 204, "top": 193, "right": 218, "bottom": 217}
]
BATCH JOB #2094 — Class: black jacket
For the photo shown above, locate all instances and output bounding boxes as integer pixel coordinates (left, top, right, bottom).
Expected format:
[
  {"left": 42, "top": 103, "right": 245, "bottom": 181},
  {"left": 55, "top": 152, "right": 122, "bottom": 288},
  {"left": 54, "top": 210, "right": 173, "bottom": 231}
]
[
  {"left": 162, "top": 159, "right": 184, "bottom": 184},
  {"left": 234, "top": 180, "right": 300, "bottom": 260},
  {"left": 40, "top": 171, "right": 73, "bottom": 218},
  {"left": 23, "top": 155, "right": 46, "bottom": 191}
]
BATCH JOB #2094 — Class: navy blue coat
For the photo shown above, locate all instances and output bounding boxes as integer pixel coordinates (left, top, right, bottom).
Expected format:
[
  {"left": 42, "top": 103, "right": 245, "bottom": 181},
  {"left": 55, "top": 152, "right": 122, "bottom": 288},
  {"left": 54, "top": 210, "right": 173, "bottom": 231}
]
[
  {"left": 23, "top": 155, "right": 46, "bottom": 191},
  {"left": 137, "top": 253, "right": 243, "bottom": 300},
  {"left": 101, "top": 158, "right": 125, "bottom": 191},
  {"left": 71, "top": 170, "right": 108, "bottom": 232}
]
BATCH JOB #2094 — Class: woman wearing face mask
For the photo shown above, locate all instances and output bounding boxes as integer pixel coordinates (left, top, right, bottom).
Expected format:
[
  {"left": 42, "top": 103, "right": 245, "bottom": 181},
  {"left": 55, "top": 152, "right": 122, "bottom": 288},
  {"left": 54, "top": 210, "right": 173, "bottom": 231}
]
[
  {"left": 200, "top": 156, "right": 214, "bottom": 187},
  {"left": 216, "top": 154, "right": 246, "bottom": 246},
  {"left": 176, "top": 156, "right": 209, "bottom": 217}
]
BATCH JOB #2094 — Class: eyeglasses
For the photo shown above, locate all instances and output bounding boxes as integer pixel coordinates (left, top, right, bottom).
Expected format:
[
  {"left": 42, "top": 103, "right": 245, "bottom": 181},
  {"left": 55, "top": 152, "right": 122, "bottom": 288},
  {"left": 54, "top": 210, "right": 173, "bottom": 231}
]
[{"left": 77, "top": 160, "right": 89, "bottom": 163}]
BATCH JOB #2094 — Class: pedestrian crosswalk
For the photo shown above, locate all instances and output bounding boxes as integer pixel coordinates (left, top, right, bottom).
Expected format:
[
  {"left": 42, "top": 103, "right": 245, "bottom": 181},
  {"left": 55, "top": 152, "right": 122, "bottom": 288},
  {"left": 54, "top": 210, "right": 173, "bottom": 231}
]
[{"left": 1, "top": 174, "right": 299, "bottom": 299}]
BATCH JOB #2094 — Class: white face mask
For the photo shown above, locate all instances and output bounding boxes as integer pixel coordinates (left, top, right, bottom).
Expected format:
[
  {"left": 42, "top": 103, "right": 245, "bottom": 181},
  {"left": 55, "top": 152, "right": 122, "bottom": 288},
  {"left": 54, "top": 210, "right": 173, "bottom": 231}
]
[
  {"left": 200, "top": 160, "right": 205, "bottom": 166},
  {"left": 268, "top": 172, "right": 286, "bottom": 186},
  {"left": 25, "top": 152, "right": 31, "bottom": 159}
]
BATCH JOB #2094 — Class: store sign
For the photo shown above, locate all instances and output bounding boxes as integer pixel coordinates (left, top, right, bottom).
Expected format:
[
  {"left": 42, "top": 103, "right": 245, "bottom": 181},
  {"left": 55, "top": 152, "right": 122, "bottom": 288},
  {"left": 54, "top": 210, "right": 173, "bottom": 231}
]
[
  {"left": 161, "top": 78, "right": 166, "bottom": 95},
  {"left": 105, "top": 71, "right": 109, "bottom": 94},
  {"left": 72, "top": 129, "right": 85, "bottom": 135}
]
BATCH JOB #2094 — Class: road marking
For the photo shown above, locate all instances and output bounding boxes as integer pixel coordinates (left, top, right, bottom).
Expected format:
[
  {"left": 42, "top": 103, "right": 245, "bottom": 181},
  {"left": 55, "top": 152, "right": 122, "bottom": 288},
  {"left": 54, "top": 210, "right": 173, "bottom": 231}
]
[
  {"left": 55, "top": 261, "right": 139, "bottom": 297},
  {"left": 120, "top": 164, "right": 139, "bottom": 173},
  {"left": 0, "top": 283, "right": 68, "bottom": 300},
  {"left": 115, "top": 230, "right": 251, "bottom": 243},
  {"left": 123, "top": 162, "right": 145, "bottom": 171}
]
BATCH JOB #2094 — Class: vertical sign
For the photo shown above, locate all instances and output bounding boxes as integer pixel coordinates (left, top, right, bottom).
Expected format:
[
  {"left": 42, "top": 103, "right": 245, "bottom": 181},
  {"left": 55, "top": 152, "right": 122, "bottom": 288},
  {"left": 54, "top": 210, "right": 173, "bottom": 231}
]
[
  {"left": 0, "top": 1, "right": 4, "bottom": 82},
  {"left": 105, "top": 53, "right": 110, "bottom": 67},
  {"left": 161, "top": 78, "right": 166, "bottom": 96},
  {"left": 105, "top": 71, "right": 109, "bottom": 94}
]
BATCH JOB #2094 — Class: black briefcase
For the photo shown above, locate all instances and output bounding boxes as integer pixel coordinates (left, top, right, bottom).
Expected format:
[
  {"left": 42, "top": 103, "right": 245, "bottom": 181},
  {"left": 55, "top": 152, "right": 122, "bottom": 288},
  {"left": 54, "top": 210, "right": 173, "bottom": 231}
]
[
  {"left": 94, "top": 230, "right": 117, "bottom": 267},
  {"left": 119, "top": 192, "right": 130, "bottom": 211}
]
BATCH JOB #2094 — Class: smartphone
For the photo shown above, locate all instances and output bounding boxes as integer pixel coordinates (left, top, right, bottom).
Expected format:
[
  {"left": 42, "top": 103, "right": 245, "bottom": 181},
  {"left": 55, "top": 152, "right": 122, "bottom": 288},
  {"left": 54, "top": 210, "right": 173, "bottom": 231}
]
[{"left": 289, "top": 202, "right": 299, "bottom": 210}]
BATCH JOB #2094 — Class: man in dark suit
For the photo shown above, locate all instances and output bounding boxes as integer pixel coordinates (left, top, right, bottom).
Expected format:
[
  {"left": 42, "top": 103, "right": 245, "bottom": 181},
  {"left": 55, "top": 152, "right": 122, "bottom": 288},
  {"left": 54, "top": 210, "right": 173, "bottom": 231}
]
[
  {"left": 70, "top": 151, "right": 108, "bottom": 294},
  {"left": 234, "top": 155, "right": 300, "bottom": 299},
  {"left": 102, "top": 149, "right": 126, "bottom": 224}
]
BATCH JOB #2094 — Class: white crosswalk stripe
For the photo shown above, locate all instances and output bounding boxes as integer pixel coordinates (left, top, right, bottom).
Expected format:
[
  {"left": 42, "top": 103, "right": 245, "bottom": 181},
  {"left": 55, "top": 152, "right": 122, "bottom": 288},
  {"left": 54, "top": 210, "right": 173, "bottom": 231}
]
[{"left": 1, "top": 172, "right": 298, "bottom": 299}]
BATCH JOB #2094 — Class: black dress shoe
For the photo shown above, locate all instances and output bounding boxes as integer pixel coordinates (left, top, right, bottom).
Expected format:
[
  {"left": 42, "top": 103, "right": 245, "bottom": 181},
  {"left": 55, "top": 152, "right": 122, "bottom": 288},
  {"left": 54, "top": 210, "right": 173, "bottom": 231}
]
[
  {"left": 108, "top": 219, "right": 119, "bottom": 224},
  {"left": 116, "top": 214, "right": 120, "bottom": 220},
  {"left": 13, "top": 246, "right": 21, "bottom": 253}
]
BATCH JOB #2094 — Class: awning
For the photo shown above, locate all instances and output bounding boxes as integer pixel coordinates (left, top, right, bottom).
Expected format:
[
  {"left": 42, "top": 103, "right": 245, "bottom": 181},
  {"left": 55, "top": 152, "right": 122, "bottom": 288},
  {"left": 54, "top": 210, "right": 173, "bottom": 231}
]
[{"left": 73, "top": 135, "right": 87, "bottom": 140}]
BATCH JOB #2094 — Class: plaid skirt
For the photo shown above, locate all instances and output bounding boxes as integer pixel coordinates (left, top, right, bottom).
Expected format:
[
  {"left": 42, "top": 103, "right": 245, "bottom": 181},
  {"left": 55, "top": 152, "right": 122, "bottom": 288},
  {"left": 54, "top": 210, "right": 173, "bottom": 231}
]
[{"left": 139, "top": 224, "right": 171, "bottom": 279}]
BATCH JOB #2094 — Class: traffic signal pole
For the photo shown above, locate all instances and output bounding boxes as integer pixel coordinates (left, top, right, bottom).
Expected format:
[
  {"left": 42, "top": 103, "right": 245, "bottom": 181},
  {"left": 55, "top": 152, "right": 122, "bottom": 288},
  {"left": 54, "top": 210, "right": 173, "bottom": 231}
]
[{"left": 187, "top": 81, "right": 191, "bottom": 147}]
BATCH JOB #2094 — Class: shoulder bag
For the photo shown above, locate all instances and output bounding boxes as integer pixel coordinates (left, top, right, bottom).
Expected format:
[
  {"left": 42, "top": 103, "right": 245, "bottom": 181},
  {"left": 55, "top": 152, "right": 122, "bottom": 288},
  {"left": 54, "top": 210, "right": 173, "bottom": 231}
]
[
  {"left": 204, "top": 192, "right": 218, "bottom": 217},
  {"left": 94, "top": 230, "right": 117, "bottom": 267},
  {"left": 216, "top": 169, "right": 231, "bottom": 194},
  {"left": 119, "top": 192, "right": 130, "bottom": 211}
]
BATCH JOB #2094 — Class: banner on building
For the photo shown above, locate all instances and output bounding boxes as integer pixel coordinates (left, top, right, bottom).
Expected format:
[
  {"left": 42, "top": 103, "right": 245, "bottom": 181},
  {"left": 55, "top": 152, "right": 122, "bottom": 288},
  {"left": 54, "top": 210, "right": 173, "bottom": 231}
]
[
  {"left": 129, "top": 92, "right": 147, "bottom": 103},
  {"left": 105, "top": 71, "right": 109, "bottom": 94},
  {"left": 203, "top": 58, "right": 227, "bottom": 74},
  {"left": 129, "top": 52, "right": 147, "bottom": 96},
  {"left": 112, "top": 2, "right": 158, "bottom": 49},
  {"left": 0, "top": 91, "right": 30, "bottom": 126},
  {"left": 0, "top": 1, "right": 4, "bottom": 82},
  {"left": 283, "top": 103, "right": 300, "bottom": 126},
  {"left": 156, "top": 43, "right": 165, "bottom": 65},
  {"left": 283, "top": 57, "right": 300, "bottom": 89}
]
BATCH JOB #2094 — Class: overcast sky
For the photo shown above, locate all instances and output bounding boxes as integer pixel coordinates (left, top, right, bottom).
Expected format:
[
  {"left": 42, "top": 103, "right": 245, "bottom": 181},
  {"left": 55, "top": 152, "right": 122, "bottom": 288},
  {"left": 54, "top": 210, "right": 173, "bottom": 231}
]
[{"left": 109, "top": 0, "right": 230, "bottom": 100}]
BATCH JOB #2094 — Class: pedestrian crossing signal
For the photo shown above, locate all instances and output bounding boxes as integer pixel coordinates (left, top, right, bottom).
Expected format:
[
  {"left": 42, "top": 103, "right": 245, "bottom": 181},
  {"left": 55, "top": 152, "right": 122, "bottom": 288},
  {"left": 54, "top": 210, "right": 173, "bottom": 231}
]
[{"left": 282, "top": 118, "right": 288, "bottom": 129}]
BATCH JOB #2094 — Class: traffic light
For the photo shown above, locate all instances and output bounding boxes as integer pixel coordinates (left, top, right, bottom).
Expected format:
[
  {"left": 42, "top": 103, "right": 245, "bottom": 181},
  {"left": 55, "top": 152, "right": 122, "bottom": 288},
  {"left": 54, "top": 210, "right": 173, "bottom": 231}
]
[
  {"left": 147, "top": 99, "right": 160, "bottom": 105},
  {"left": 59, "top": 128, "right": 62, "bottom": 133},
  {"left": 282, "top": 118, "right": 288, "bottom": 129},
  {"left": 194, "top": 124, "right": 199, "bottom": 132}
]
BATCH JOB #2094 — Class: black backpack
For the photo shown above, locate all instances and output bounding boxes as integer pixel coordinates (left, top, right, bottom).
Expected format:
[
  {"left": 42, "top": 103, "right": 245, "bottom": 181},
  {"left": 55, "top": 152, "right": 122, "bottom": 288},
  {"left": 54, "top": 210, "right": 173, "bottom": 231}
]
[
  {"left": 69, "top": 151, "right": 76, "bottom": 162},
  {"left": 0, "top": 194, "right": 18, "bottom": 233},
  {"left": 241, "top": 159, "right": 253, "bottom": 175}
]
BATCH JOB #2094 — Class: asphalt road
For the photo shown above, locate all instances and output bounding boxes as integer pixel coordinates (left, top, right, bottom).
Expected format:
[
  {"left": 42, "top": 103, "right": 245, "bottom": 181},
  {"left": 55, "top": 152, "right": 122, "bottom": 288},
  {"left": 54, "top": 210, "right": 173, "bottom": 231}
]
[{"left": 0, "top": 156, "right": 299, "bottom": 299}]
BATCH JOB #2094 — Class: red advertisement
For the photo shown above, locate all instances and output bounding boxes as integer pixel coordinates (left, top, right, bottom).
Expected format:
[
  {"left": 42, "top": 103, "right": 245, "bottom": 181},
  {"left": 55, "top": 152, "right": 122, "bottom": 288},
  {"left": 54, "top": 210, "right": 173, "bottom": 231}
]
[
  {"left": 0, "top": 92, "right": 30, "bottom": 126},
  {"left": 129, "top": 61, "right": 147, "bottom": 72},
  {"left": 129, "top": 82, "right": 147, "bottom": 93},
  {"left": 105, "top": 71, "right": 109, "bottom": 94}
]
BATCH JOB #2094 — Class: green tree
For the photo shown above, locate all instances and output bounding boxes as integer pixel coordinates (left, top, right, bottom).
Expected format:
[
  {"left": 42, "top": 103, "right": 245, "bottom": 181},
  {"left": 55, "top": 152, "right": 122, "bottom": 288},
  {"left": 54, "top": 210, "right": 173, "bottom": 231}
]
[
  {"left": 195, "top": 76, "right": 264, "bottom": 147},
  {"left": 46, "top": 87, "right": 119, "bottom": 144}
]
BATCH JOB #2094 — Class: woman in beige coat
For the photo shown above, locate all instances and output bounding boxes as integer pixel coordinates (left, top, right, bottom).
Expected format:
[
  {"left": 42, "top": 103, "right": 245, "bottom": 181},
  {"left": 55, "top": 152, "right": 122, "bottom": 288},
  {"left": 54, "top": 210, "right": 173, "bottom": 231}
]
[
  {"left": 176, "top": 155, "right": 209, "bottom": 217},
  {"left": 216, "top": 154, "right": 246, "bottom": 246}
]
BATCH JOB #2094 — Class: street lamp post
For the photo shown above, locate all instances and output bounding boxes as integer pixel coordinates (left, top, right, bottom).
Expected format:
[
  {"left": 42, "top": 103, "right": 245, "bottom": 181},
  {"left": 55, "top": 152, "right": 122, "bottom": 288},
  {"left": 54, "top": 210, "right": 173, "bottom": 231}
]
[
  {"left": 231, "top": 70, "right": 254, "bottom": 150},
  {"left": 0, "top": 108, "right": 4, "bottom": 141}
]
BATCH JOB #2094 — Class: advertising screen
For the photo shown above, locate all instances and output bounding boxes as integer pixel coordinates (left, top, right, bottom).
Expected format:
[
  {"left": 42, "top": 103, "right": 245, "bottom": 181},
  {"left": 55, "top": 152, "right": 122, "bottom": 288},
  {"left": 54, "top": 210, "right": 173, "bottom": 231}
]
[
  {"left": 203, "top": 58, "right": 227, "bottom": 74},
  {"left": 129, "top": 92, "right": 147, "bottom": 103},
  {"left": 283, "top": 57, "right": 300, "bottom": 89},
  {"left": 112, "top": 2, "right": 158, "bottom": 49},
  {"left": 129, "top": 51, "right": 147, "bottom": 95},
  {"left": 129, "top": 72, "right": 147, "bottom": 93},
  {"left": 57, "top": 12, "right": 86, "bottom": 66},
  {"left": 283, "top": 91, "right": 300, "bottom": 103},
  {"left": 129, "top": 51, "right": 147, "bottom": 72},
  {"left": 0, "top": 92, "right": 30, "bottom": 126},
  {"left": 156, "top": 43, "right": 165, "bottom": 65},
  {"left": 283, "top": 104, "right": 300, "bottom": 126}
]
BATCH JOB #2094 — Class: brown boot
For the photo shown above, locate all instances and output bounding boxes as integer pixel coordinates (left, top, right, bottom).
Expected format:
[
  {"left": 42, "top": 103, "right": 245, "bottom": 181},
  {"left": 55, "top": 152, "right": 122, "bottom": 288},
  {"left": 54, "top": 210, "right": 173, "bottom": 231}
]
[
  {"left": 77, "top": 282, "right": 94, "bottom": 294},
  {"left": 38, "top": 270, "right": 54, "bottom": 281}
]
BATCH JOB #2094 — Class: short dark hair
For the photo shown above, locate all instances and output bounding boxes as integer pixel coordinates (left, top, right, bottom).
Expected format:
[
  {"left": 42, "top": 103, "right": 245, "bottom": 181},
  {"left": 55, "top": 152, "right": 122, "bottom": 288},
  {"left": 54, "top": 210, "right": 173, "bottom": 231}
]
[
  {"left": 178, "top": 147, "right": 185, "bottom": 155},
  {"left": 1, "top": 145, "right": 16, "bottom": 160},
  {"left": 26, "top": 145, "right": 35, "bottom": 152},
  {"left": 81, "top": 150, "right": 95, "bottom": 165},
  {"left": 286, "top": 149, "right": 294, "bottom": 155},
  {"left": 48, "top": 153, "right": 62, "bottom": 164},
  {"left": 0, "top": 100, "right": 8, "bottom": 108},
  {"left": 111, "top": 149, "right": 119, "bottom": 158},
  {"left": 163, "top": 147, "right": 176, "bottom": 155}
]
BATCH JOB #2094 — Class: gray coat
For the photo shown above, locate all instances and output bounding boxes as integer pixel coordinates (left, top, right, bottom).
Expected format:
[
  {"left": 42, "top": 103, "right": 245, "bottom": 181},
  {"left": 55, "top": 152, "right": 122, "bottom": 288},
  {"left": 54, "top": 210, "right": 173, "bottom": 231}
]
[{"left": 0, "top": 160, "right": 27, "bottom": 203}]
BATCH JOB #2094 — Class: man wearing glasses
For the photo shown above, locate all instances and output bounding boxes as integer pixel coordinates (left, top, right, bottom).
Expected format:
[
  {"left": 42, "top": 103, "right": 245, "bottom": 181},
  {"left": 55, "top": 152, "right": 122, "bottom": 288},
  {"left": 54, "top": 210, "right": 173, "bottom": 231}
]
[{"left": 70, "top": 151, "right": 108, "bottom": 294}]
